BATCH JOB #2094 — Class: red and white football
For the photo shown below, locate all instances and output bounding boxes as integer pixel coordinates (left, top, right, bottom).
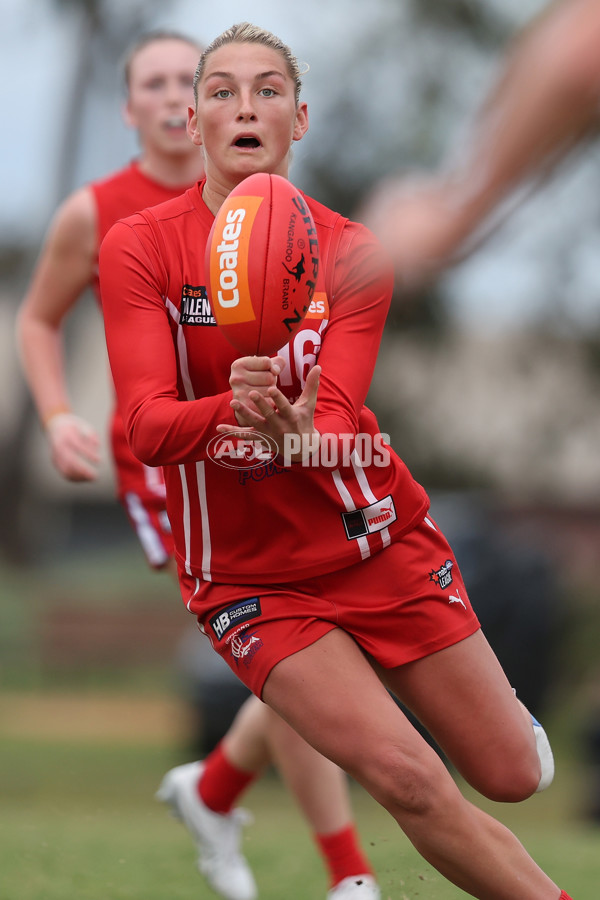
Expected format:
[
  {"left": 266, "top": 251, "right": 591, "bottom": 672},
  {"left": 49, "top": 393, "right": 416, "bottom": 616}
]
[{"left": 205, "top": 173, "right": 320, "bottom": 356}]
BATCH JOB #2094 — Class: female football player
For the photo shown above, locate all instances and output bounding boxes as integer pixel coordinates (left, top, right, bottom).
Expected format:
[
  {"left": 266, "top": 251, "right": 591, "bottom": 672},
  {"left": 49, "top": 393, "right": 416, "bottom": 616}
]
[
  {"left": 99, "top": 22, "right": 572, "bottom": 900},
  {"left": 17, "top": 29, "right": 381, "bottom": 900}
]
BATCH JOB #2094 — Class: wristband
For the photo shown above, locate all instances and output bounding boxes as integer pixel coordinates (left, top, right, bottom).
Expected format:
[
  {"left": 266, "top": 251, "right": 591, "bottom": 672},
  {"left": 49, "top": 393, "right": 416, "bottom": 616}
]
[{"left": 42, "top": 406, "right": 72, "bottom": 429}]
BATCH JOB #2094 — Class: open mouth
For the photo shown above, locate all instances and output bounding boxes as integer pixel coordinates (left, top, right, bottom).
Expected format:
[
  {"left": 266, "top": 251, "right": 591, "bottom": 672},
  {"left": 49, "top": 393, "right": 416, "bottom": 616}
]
[
  {"left": 234, "top": 136, "right": 261, "bottom": 149},
  {"left": 165, "top": 116, "right": 187, "bottom": 130}
]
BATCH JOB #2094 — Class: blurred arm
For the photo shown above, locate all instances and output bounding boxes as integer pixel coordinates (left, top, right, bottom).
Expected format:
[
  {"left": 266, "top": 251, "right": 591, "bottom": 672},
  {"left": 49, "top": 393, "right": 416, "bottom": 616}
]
[
  {"left": 449, "top": 0, "right": 600, "bottom": 229},
  {"left": 364, "top": 0, "right": 600, "bottom": 286},
  {"left": 16, "top": 187, "right": 101, "bottom": 480}
]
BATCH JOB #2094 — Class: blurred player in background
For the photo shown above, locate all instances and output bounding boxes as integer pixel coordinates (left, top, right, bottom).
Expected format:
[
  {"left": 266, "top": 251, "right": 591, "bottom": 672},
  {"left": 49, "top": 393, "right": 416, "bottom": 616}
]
[
  {"left": 100, "top": 22, "right": 571, "bottom": 900},
  {"left": 16, "top": 30, "right": 380, "bottom": 900},
  {"left": 363, "top": 0, "right": 600, "bottom": 290}
]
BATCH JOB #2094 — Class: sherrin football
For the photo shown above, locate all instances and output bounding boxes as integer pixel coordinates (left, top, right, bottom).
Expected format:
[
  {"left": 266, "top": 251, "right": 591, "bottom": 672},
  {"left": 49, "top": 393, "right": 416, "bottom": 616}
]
[{"left": 205, "top": 173, "right": 320, "bottom": 356}]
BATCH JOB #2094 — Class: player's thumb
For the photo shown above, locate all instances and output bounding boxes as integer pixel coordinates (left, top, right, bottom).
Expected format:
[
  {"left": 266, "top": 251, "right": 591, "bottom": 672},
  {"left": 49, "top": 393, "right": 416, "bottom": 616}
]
[
  {"left": 303, "top": 364, "right": 321, "bottom": 405},
  {"left": 271, "top": 354, "right": 287, "bottom": 376}
]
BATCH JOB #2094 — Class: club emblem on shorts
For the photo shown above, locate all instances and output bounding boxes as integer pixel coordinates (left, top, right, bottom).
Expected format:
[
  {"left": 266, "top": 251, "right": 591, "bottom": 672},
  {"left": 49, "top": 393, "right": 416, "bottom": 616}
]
[
  {"left": 231, "top": 629, "right": 263, "bottom": 668},
  {"left": 429, "top": 559, "right": 454, "bottom": 590}
]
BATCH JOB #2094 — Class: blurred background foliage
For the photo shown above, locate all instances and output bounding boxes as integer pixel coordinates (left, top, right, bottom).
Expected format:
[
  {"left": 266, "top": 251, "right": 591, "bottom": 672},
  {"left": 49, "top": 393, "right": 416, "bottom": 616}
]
[{"left": 0, "top": 1, "right": 599, "bottom": 878}]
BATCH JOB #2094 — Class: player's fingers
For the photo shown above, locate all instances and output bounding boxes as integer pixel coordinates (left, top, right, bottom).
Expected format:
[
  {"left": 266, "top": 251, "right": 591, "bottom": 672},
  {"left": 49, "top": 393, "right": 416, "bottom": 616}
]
[
  {"left": 52, "top": 450, "right": 99, "bottom": 482},
  {"left": 231, "top": 398, "right": 268, "bottom": 428},
  {"left": 230, "top": 362, "right": 281, "bottom": 393},
  {"left": 216, "top": 422, "right": 256, "bottom": 436},
  {"left": 247, "top": 390, "right": 282, "bottom": 419},
  {"left": 52, "top": 433, "right": 101, "bottom": 466},
  {"left": 64, "top": 466, "right": 99, "bottom": 482},
  {"left": 300, "top": 364, "right": 321, "bottom": 404},
  {"left": 76, "top": 437, "right": 101, "bottom": 464},
  {"left": 271, "top": 355, "right": 286, "bottom": 376},
  {"left": 232, "top": 355, "right": 274, "bottom": 372}
]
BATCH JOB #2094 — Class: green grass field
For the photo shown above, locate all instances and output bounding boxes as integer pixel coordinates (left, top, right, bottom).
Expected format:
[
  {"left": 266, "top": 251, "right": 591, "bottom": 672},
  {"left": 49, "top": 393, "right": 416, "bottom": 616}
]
[
  {"left": 0, "top": 691, "right": 597, "bottom": 900},
  {"left": 0, "top": 547, "right": 598, "bottom": 898}
]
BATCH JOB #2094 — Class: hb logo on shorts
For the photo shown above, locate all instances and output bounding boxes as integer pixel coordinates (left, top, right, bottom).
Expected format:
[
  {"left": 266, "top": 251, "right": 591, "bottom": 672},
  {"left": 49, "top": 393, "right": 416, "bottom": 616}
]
[{"left": 209, "top": 597, "right": 262, "bottom": 641}]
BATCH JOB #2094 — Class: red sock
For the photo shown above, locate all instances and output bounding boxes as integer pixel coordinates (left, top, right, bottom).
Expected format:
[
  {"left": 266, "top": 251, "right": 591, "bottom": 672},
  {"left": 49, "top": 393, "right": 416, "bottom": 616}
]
[
  {"left": 559, "top": 893, "right": 573, "bottom": 900},
  {"left": 197, "top": 742, "right": 258, "bottom": 814},
  {"left": 315, "top": 824, "right": 373, "bottom": 888}
]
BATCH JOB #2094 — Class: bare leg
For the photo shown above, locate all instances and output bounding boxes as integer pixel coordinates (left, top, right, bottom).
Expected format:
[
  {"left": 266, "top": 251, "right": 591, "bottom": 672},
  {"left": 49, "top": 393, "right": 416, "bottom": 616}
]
[
  {"left": 165, "top": 565, "right": 375, "bottom": 891},
  {"left": 380, "top": 629, "right": 542, "bottom": 801},
  {"left": 220, "top": 693, "right": 272, "bottom": 773},
  {"left": 262, "top": 628, "right": 562, "bottom": 900},
  {"left": 218, "top": 692, "right": 357, "bottom": 836},
  {"left": 265, "top": 705, "right": 354, "bottom": 835},
  {"left": 219, "top": 693, "right": 374, "bottom": 886}
]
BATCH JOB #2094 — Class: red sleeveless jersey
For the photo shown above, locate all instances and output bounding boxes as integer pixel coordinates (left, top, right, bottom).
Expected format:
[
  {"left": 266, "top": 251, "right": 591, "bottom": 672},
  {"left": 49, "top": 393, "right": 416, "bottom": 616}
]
[
  {"left": 90, "top": 161, "right": 196, "bottom": 503},
  {"left": 100, "top": 180, "right": 429, "bottom": 584},
  {"left": 91, "top": 160, "right": 194, "bottom": 297}
]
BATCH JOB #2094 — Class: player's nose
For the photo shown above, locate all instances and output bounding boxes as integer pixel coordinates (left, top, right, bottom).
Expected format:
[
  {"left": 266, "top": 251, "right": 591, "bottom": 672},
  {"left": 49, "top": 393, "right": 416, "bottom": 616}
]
[
  {"left": 165, "top": 78, "right": 188, "bottom": 106},
  {"left": 236, "top": 91, "right": 257, "bottom": 121}
]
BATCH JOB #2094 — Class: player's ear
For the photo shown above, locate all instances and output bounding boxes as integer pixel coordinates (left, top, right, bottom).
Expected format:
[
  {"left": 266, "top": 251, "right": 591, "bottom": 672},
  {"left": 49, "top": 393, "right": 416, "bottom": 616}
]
[
  {"left": 292, "top": 102, "right": 309, "bottom": 142},
  {"left": 122, "top": 99, "right": 136, "bottom": 130},
  {"left": 188, "top": 106, "right": 202, "bottom": 145}
]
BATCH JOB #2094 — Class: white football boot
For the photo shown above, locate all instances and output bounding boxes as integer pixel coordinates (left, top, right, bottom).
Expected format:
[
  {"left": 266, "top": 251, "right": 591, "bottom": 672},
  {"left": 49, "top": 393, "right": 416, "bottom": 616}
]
[
  {"left": 156, "top": 761, "right": 257, "bottom": 900},
  {"left": 531, "top": 713, "right": 555, "bottom": 792},
  {"left": 327, "top": 875, "right": 381, "bottom": 899},
  {"left": 514, "top": 692, "right": 555, "bottom": 792}
]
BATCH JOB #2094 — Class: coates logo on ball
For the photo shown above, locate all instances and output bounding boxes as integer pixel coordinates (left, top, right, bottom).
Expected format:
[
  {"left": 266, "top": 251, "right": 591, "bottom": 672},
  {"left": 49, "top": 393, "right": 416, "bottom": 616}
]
[
  {"left": 207, "top": 430, "right": 279, "bottom": 470},
  {"left": 205, "top": 172, "right": 320, "bottom": 356}
]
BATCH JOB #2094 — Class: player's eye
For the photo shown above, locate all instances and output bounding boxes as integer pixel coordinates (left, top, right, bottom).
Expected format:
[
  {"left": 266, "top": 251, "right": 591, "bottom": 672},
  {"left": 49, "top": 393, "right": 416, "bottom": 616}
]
[
  {"left": 145, "top": 77, "right": 165, "bottom": 91},
  {"left": 259, "top": 88, "right": 277, "bottom": 97},
  {"left": 215, "top": 88, "right": 232, "bottom": 99}
]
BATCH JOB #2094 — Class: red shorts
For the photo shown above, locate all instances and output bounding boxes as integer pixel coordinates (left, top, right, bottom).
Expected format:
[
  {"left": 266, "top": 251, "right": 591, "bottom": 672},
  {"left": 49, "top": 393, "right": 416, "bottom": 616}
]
[
  {"left": 179, "top": 515, "right": 480, "bottom": 697},
  {"left": 111, "top": 409, "right": 174, "bottom": 568},
  {"left": 121, "top": 490, "right": 174, "bottom": 569}
]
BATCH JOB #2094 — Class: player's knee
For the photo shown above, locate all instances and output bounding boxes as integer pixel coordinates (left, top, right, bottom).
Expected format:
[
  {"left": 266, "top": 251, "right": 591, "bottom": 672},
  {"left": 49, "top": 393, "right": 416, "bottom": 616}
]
[
  {"left": 471, "top": 753, "right": 540, "bottom": 803},
  {"left": 362, "top": 748, "right": 450, "bottom": 819}
]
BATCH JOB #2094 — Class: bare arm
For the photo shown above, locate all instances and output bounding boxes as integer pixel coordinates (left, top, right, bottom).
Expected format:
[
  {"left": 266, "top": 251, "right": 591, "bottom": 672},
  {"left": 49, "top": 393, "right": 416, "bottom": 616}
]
[
  {"left": 447, "top": 0, "right": 600, "bottom": 225},
  {"left": 16, "top": 186, "right": 101, "bottom": 480},
  {"left": 363, "top": 0, "right": 600, "bottom": 285}
]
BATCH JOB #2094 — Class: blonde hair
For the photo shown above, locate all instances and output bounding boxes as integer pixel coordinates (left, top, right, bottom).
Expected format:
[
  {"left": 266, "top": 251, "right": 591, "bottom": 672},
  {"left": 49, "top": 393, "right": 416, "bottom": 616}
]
[{"left": 193, "top": 22, "right": 303, "bottom": 106}]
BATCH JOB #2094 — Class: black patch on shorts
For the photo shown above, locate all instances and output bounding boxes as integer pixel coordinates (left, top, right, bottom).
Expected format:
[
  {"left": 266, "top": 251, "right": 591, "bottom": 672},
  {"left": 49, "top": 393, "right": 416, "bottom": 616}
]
[{"left": 209, "top": 597, "right": 262, "bottom": 641}]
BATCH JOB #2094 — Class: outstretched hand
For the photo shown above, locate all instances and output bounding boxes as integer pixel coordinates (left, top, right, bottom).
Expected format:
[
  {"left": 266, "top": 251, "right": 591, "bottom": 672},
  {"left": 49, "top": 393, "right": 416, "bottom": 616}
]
[
  {"left": 360, "top": 172, "right": 472, "bottom": 291},
  {"left": 218, "top": 361, "right": 321, "bottom": 463}
]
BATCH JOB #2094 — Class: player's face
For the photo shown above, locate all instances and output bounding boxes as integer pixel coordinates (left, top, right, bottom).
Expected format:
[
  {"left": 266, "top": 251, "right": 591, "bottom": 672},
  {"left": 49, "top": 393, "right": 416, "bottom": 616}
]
[
  {"left": 189, "top": 42, "right": 308, "bottom": 188},
  {"left": 125, "top": 39, "right": 199, "bottom": 158}
]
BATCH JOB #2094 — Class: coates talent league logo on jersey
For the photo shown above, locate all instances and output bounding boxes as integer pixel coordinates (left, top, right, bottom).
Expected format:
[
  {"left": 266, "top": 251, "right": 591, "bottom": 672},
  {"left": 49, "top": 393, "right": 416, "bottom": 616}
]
[{"left": 180, "top": 284, "right": 216, "bottom": 326}]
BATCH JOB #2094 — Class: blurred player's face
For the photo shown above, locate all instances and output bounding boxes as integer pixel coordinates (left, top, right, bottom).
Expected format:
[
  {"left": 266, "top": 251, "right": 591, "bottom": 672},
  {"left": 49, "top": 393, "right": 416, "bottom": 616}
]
[
  {"left": 125, "top": 39, "right": 199, "bottom": 158},
  {"left": 189, "top": 42, "right": 308, "bottom": 188}
]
